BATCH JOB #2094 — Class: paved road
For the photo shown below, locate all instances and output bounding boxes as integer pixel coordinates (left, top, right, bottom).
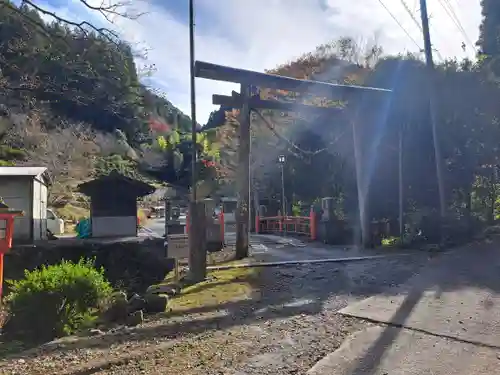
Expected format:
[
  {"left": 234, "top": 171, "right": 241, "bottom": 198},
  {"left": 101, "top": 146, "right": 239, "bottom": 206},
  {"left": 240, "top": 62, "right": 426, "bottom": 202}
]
[
  {"left": 145, "top": 218, "right": 415, "bottom": 263},
  {"left": 143, "top": 217, "right": 186, "bottom": 237},
  {"left": 145, "top": 218, "right": 348, "bottom": 261},
  {"left": 309, "top": 242, "right": 500, "bottom": 374}
]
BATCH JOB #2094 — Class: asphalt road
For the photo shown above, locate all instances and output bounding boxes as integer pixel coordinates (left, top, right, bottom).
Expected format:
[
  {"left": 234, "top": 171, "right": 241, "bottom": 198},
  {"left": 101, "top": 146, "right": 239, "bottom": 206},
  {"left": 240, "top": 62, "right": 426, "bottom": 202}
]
[
  {"left": 145, "top": 217, "right": 186, "bottom": 237},
  {"left": 145, "top": 218, "right": 415, "bottom": 263}
]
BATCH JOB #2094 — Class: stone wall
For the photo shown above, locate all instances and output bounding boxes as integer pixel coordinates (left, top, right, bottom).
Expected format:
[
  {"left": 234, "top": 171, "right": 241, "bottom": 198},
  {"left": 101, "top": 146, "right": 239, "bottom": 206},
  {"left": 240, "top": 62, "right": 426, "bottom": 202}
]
[{"left": 4, "top": 238, "right": 175, "bottom": 296}]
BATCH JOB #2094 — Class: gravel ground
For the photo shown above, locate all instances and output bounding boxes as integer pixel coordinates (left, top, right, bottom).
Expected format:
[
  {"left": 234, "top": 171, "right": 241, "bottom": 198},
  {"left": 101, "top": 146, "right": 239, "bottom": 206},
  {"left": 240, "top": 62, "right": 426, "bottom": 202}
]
[{"left": 0, "top": 253, "right": 431, "bottom": 375}]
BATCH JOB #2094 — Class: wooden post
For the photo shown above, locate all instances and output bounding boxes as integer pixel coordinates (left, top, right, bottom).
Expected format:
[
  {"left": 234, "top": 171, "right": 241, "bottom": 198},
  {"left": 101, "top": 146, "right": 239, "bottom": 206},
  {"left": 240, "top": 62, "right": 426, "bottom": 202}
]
[
  {"left": 278, "top": 210, "right": 283, "bottom": 232},
  {"left": 219, "top": 211, "right": 225, "bottom": 245},
  {"left": 188, "top": 201, "right": 207, "bottom": 282},
  {"left": 352, "top": 118, "right": 370, "bottom": 248},
  {"left": 174, "top": 259, "right": 180, "bottom": 282},
  {"left": 236, "top": 85, "right": 251, "bottom": 259},
  {"left": 0, "top": 253, "right": 3, "bottom": 302},
  {"left": 310, "top": 208, "right": 317, "bottom": 241},
  {"left": 164, "top": 198, "right": 171, "bottom": 256}
]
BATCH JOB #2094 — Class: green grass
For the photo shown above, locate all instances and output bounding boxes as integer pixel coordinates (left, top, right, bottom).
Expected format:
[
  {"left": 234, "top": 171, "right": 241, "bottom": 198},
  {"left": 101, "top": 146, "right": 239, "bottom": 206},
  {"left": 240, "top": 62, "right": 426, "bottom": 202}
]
[
  {"left": 381, "top": 236, "right": 400, "bottom": 247},
  {"left": 164, "top": 267, "right": 261, "bottom": 313}
]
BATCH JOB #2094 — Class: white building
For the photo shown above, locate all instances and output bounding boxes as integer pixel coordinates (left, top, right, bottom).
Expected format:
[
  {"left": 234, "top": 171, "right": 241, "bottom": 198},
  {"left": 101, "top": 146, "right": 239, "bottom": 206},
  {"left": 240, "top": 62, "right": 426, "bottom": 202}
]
[{"left": 0, "top": 167, "right": 50, "bottom": 242}]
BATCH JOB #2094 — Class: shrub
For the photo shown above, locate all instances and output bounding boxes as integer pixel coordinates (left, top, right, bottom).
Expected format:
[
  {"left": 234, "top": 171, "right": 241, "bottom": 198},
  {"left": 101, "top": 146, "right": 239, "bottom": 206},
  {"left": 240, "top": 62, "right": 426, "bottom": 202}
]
[{"left": 3, "top": 259, "right": 113, "bottom": 342}]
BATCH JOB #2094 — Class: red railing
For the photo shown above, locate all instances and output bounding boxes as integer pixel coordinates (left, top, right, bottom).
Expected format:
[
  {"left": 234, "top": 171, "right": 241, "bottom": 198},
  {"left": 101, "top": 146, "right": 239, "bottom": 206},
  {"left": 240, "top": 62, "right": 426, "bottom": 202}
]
[
  {"left": 256, "top": 209, "right": 317, "bottom": 240},
  {"left": 185, "top": 209, "right": 318, "bottom": 241}
]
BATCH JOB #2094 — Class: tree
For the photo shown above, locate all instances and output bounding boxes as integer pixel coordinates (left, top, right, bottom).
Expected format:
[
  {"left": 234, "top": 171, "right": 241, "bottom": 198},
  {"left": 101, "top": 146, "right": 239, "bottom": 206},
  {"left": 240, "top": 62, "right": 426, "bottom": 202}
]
[
  {"left": 477, "top": 0, "right": 500, "bottom": 56},
  {"left": 3, "top": 112, "right": 100, "bottom": 205},
  {"left": 222, "top": 34, "right": 500, "bottom": 244},
  {"left": 141, "top": 129, "right": 223, "bottom": 196},
  {"left": 0, "top": 1, "right": 192, "bottom": 146}
]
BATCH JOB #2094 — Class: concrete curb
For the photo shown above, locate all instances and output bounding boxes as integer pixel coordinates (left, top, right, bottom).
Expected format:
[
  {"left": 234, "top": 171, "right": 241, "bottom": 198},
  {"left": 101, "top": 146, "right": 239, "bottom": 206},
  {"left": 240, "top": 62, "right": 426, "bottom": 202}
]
[{"left": 206, "top": 252, "right": 432, "bottom": 271}]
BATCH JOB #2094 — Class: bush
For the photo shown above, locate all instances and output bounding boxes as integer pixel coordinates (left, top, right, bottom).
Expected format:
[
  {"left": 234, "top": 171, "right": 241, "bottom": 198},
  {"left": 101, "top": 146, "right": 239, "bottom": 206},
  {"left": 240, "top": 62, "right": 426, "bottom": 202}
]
[{"left": 3, "top": 259, "right": 113, "bottom": 342}]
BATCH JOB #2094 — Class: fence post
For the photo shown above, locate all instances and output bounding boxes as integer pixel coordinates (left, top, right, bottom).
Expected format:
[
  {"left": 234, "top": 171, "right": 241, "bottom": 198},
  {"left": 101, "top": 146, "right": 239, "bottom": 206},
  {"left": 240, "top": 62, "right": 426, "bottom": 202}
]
[
  {"left": 219, "top": 211, "right": 225, "bottom": 244},
  {"left": 310, "top": 208, "right": 317, "bottom": 240}
]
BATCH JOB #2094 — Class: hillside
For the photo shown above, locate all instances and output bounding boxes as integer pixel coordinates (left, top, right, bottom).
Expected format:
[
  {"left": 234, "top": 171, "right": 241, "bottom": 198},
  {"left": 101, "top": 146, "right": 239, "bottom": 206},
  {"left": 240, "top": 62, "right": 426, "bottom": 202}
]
[{"left": 0, "top": 2, "right": 199, "bottom": 209}]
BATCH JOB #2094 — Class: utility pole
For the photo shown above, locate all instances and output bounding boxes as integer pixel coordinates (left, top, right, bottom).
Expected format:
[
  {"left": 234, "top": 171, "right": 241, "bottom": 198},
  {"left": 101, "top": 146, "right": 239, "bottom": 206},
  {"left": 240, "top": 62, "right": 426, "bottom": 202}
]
[
  {"left": 419, "top": 0, "right": 447, "bottom": 224},
  {"left": 188, "top": 0, "right": 206, "bottom": 281},
  {"left": 399, "top": 124, "right": 404, "bottom": 243},
  {"left": 164, "top": 114, "right": 180, "bottom": 255},
  {"left": 189, "top": 0, "right": 197, "bottom": 204},
  {"left": 235, "top": 85, "right": 251, "bottom": 259}
]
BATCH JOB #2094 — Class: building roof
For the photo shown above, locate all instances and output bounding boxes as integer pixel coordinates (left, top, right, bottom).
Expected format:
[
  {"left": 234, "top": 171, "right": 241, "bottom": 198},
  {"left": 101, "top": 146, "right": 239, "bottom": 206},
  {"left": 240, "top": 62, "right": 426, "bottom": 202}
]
[
  {"left": 0, "top": 166, "right": 48, "bottom": 179},
  {"left": 78, "top": 171, "right": 155, "bottom": 198}
]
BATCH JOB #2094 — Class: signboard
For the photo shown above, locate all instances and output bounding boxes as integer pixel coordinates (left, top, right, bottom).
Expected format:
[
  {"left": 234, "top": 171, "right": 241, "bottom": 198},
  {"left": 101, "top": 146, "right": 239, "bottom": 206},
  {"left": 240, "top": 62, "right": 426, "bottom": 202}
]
[{"left": 167, "top": 234, "right": 189, "bottom": 259}]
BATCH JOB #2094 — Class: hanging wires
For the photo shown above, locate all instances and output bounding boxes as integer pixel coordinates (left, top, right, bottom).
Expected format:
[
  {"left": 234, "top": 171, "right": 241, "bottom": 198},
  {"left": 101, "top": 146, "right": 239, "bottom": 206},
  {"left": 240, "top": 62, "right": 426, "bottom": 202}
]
[{"left": 251, "top": 108, "right": 347, "bottom": 158}]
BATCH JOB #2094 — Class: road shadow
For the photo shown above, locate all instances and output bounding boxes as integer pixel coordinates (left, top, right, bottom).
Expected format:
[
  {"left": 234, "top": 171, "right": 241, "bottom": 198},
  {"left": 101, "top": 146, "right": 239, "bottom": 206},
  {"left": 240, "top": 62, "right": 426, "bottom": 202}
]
[
  {"left": 346, "top": 287, "right": 424, "bottom": 374},
  {"left": 342, "top": 240, "right": 500, "bottom": 375}
]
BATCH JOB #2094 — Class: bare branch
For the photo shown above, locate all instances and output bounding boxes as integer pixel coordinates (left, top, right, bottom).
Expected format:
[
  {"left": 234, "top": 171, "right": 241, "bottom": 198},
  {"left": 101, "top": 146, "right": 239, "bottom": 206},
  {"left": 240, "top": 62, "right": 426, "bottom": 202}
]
[
  {"left": 20, "top": 0, "right": 120, "bottom": 42},
  {"left": 0, "top": 0, "right": 146, "bottom": 46}
]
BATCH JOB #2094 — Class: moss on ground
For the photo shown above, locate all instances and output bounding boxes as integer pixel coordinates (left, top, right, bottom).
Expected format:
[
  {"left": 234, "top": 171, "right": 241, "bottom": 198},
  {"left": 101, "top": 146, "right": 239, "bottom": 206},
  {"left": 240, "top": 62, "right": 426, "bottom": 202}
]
[{"left": 166, "top": 266, "right": 261, "bottom": 313}]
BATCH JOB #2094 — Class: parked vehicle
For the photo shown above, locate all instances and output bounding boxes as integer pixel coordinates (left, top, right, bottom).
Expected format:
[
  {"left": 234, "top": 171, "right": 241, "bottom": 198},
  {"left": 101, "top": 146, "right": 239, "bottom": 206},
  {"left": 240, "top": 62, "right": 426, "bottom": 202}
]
[
  {"left": 46, "top": 208, "right": 65, "bottom": 235},
  {"left": 148, "top": 206, "right": 165, "bottom": 218}
]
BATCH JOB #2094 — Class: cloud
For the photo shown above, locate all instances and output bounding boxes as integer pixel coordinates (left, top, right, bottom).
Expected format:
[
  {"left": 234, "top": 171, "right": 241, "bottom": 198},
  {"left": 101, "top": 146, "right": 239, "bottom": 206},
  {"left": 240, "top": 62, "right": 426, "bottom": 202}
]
[{"left": 38, "top": 0, "right": 481, "bottom": 124}]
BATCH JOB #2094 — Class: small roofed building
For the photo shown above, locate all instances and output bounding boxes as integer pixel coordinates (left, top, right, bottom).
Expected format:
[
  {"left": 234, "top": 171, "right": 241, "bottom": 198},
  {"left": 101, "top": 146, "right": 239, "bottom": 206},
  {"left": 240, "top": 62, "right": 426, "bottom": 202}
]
[
  {"left": 78, "top": 171, "right": 155, "bottom": 238},
  {"left": 0, "top": 166, "right": 50, "bottom": 242}
]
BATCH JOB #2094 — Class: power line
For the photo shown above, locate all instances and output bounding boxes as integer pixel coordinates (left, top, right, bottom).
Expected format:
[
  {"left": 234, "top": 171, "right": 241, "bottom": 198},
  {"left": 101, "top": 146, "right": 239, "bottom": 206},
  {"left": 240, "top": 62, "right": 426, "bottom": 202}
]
[
  {"left": 446, "top": 0, "right": 475, "bottom": 49},
  {"left": 400, "top": 0, "right": 422, "bottom": 31},
  {"left": 251, "top": 109, "right": 347, "bottom": 157},
  {"left": 376, "top": 0, "right": 423, "bottom": 52},
  {"left": 438, "top": 0, "right": 475, "bottom": 52},
  {"left": 412, "top": 0, "right": 419, "bottom": 13},
  {"left": 399, "top": 0, "right": 444, "bottom": 60}
]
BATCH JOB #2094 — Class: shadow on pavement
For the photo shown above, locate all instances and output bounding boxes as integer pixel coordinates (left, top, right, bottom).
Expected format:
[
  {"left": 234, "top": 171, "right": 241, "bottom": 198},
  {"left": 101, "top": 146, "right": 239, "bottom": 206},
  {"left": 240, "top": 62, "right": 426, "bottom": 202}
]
[{"left": 341, "top": 240, "right": 500, "bottom": 375}]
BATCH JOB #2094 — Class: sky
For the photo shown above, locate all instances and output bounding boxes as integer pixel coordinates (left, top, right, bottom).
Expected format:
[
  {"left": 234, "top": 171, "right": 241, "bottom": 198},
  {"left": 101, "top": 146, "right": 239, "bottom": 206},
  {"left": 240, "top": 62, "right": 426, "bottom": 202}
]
[{"left": 35, "top": 0, "right": 482, "bottom": 124}]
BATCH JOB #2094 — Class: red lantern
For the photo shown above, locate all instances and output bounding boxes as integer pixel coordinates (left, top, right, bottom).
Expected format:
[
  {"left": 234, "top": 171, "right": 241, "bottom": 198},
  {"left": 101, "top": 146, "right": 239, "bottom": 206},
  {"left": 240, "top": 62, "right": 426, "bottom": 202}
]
[{"left": 0, "top": 200, "right": 24, "bottom": 301}]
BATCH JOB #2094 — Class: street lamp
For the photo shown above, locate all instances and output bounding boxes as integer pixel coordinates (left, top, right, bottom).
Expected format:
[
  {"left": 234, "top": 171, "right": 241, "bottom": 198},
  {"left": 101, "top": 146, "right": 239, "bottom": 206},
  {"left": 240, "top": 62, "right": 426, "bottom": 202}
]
[{"left": 278, "top": 155, "right": 286, "bottom": 217}]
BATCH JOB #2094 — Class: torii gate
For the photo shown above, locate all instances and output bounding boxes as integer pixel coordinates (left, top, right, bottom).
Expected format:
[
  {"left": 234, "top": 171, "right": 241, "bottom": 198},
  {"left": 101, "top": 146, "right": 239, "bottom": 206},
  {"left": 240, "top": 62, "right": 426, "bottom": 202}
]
[{"left": 194, "top": 61, "right": 392, "bottom": 258}]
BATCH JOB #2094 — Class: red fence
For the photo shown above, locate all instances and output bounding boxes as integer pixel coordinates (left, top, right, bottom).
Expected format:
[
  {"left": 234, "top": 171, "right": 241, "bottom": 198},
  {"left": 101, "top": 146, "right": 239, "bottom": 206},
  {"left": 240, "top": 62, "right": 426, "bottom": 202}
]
[
  {"left": 256, "top": 209, "right": 317, "bottom": 240},
  {"left": 185, "top": 209, "right": 317, "bottom": 241}
]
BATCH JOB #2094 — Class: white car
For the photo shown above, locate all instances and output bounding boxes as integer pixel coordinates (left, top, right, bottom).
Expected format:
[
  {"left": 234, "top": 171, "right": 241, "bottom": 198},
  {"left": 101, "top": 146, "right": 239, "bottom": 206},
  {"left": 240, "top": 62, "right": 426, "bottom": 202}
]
[{"left": 46, "top": 208, "right": 65, "bottom": 235}]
